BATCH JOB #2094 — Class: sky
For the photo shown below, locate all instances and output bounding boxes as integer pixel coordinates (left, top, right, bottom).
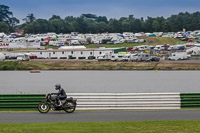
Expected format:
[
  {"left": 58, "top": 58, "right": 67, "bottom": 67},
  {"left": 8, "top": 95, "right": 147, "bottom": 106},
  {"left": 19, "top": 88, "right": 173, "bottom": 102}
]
[{"left": 1, "top": 0, "right": 200, "bottom": 23}]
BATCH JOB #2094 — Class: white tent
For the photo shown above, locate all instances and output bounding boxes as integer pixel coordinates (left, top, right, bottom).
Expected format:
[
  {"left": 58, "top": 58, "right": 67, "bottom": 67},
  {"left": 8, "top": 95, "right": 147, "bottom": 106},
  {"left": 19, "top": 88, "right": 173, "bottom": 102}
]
[
  {"left": 58, "top": 46, "right": 86, "bottom": 50},
  {"left": 0, "top": 53, "right": 5, "bottom": 61}
]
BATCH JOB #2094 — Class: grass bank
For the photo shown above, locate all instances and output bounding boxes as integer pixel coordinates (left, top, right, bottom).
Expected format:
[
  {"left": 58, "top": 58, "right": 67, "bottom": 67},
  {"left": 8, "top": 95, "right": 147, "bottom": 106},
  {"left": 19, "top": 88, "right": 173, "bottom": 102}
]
[
  {"left": 85, "top": 37, "right": 187, "bottom": 48},
  {"left": 1, "top": 60, "right": 200, "bottom": 70},
  {"left": 0, "top": 61, "right": 32, "bottom": 70},
  {"left": 0, "top": 120, "right": 200, "bottom": 133}
]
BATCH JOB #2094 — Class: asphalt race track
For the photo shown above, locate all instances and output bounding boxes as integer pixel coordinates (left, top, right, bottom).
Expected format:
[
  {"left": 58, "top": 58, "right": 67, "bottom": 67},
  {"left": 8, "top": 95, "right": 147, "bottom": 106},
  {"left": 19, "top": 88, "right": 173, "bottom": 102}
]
[{"left": 1, "top": 110, "right": 200, "bottom": 123}]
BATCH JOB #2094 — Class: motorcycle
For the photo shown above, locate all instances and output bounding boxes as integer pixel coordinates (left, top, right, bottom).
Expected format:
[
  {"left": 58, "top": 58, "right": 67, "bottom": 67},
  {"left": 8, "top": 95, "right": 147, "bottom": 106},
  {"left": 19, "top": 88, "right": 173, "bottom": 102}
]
[{"left": 37, "top": 93, "right": 77, "bottom": 113}]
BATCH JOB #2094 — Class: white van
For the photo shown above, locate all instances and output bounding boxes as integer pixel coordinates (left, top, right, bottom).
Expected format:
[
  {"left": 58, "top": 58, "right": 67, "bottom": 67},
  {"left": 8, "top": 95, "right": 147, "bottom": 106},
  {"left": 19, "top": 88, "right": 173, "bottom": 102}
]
[
  {"left": 129, "top": 54, "right": 139, "bottom": 61},
  {"left": 135, "top": 53, "right": 150, "bottom": 62},
  {"left": 168, "top": 52, "right": 188, "bottom": 60},
  {"left": 111, "top": 54, "right": 124, "bottom": 61},
  {"left": 135, "top": 45, "right": 150, "bottom": 51},
  {"left": 17, "top": 54, "right": 30, "bottom": 61},
  {"left": 154, "top": 45, "right": 163, "bottom": 50},
  {"left": 97, "top": 54, "right": 111, "bottom": 61}
]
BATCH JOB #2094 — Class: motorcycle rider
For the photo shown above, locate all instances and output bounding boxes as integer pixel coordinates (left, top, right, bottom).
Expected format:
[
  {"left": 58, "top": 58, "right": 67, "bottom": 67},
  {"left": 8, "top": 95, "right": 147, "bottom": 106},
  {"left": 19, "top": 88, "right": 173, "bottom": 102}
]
[{"left": 55, "top": 84, "right": 67, "bottom": 107}]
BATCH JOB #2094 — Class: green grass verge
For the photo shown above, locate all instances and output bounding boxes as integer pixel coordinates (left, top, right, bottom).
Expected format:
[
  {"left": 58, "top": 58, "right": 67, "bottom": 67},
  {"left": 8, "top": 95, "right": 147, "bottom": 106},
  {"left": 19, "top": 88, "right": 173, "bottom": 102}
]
[
  {"left": 7, "top": 48, "right": 38, "bottom": 51},
  {"left": 0, "top": 121, "right": 200, "bottom": 133},
  {"left": 45, "top": 45, "right": 59, "bottom": 49},
  {"left": 86, "top": 43, "right": 146, "bottom": 48},
  {"left": 85, "top": 37, "right": 188, "bottom": 48},
  {"left": 0, "top": 61, "right": 32, "bottom": 70}
]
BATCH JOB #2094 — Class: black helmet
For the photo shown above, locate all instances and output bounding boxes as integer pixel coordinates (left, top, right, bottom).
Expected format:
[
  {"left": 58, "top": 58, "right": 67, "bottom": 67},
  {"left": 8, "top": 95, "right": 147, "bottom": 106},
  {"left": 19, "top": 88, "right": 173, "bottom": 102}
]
[{"left": 55, "top": 84, "right": 61, "bottom": 90}]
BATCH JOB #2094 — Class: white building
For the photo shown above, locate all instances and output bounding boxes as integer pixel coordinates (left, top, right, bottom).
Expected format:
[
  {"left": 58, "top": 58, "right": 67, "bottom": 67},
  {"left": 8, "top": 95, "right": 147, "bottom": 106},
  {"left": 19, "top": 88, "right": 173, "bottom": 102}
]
[{"left": 5, "top": 48, "right": 115, "bottom": 60}]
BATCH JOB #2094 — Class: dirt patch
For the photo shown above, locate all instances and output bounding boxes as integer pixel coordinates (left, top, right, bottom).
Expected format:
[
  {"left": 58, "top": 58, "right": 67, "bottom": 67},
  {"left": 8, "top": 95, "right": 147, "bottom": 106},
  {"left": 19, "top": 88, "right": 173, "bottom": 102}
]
[{"left": 19, "top": 59, "right": 200, "bottom": 70}]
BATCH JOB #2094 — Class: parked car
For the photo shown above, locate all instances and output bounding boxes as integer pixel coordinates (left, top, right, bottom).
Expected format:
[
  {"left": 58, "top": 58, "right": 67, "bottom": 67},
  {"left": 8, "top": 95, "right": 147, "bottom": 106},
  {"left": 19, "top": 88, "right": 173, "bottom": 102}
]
[
  {"left": 176, "top": 46, "right": 185, "bottom": 50},
  {"left": 149, "top": 46, "right": 155, "bottom": 50},
  {"left": 179, "top": 38, "right": 188, "bottom": 41},
  {"left": 147, "top": 56, "right": 160, "bottom": 62},
  {"left": 161, "top": 44, "right": 170, "bottom": 50},
  {"left": 187, "top": 39, "right": 193, "bottom": 42},
  {"left": 127, "top": 47, "right": 133, "bottom": 51}
]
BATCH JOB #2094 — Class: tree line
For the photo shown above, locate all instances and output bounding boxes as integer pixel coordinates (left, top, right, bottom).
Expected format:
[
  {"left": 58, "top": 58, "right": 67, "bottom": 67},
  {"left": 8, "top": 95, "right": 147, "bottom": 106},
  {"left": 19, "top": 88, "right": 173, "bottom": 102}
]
[{"left": 1, "top": 4, "right": 200, "bottom": 34}]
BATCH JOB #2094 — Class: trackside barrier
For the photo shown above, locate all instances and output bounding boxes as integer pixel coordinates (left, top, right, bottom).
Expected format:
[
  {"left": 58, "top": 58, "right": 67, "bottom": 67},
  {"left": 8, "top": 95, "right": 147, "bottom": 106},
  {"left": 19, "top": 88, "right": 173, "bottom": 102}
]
[
  {"left": 68, "top": 93, "right": 181, "bottom": 110},
  {"left": 0, "top": 94, "right": 45, "bottom": 111},
  {"left": 181, "top": 93, "right": 200, "bottom": 108},
  {"left": 0, "top": 93, "right": 181, "bottom": 111}
]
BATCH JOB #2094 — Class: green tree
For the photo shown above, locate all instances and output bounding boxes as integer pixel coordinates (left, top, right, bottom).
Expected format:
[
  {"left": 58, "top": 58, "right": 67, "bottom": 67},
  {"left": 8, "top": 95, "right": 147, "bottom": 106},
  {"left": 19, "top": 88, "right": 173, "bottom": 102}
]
[
  {"left": 144, "top": 17, "right": 154, "bottom": 32},
  {"left": 49, "top": 19, "right": 65, "bottom": 33},
  {"left": 191, "top": 12, "right": 200, "bottom": 30},
  {"left": 0, "top": 4, "right": 19, "bottom": 32},
  {"left": 9, "top": 17, "right": 20, "bottom": 30},
  {"left": 121, "top": 18, "right": 130, "bottom": 32},
  {"left": 70, "top": 20, "right": 79, "bottom": 32},
  {"left": 81, "top": 14, "right": 97, "bottom": 20},
  {"left": 97, "top": 16, "right": 108, "bottom": 23},
  {"left": 131, "top": 19, "right": 142, "bottom": 32},
  {"left": 18, "top": 11, "right": 200, "bottom": 34},
  {"left": 84, "top": 19, "right": 96, "bottom": 33},
  {"left": 0, "top": 22, "right": 9, "bottom": 33},
  {"left": 109, "top": 19, "right": 122, "bottom": 33},
  {"left": 0, "top": 5, "right": 13, "bottom": 23},
  {"left": 97, "top": 22, "right": 108, "bottom": 33},
  {"left": 152, "top": 17, "right": 165, "bottom": 32},
  {"left": 35, "top": 19, "right": 49, "bottom": 33},
  {"left": 49, "top": 15, "right": 61, "bottom": 21},
  {"left": 76, "top": 17, "right": 88, "bottom": 33},
  {"left": 24, "top": 21, "right": 40, "bottom": 34},
  {"left": 23, "top": 13, "right": 36, "bottom": 23}
]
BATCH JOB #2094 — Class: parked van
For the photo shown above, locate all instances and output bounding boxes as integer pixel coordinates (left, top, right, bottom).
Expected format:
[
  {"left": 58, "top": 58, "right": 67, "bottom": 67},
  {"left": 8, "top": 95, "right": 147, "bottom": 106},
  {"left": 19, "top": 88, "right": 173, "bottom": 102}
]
[
  {"left": 135, "top": 53, "right": 150, "bottom": 62},
  {"left": 168, "top": 52, "right": 189, "bottom": 60},
  {"left": 122, "top": 54, "right": 131, "bottom": 61},
  {"left": 111, "top": 54, "right": 124, "bottom": 61},
  {"left": 17, "top": 54, "right": 30, "bottom": 61},
  {"left": 97, "top": 54, "right": 111, "bottom": 61},
  {"left": 168, "top": 45, "right": 177, "bottom": 50},
  {"left": 154, "top": 45, "right": 163, "bottom": 50},
  {"left": 161, "top": 44, "right": 170, "bottom": 50},
  {"left": 134, "top": 45, "right": 150, "bottom": 51},
  {"left": 129, "top": 54, "right": 139, "bottom": 61},
  {"left": 168, "top": 45, "right": 185, "bottom": 50}
]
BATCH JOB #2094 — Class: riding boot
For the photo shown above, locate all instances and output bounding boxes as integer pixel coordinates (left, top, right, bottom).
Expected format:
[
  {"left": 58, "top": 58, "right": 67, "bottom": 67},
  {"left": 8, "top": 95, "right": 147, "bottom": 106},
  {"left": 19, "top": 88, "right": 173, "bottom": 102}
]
[
  {"left": 62, "top": 104, "right": 66, "bottom": 109},
  {"left": 58, "top": 100, "right": 62, "bottom": 106},
  {"left": 55, "top": 100, "right": 59, "bottom": 107}
]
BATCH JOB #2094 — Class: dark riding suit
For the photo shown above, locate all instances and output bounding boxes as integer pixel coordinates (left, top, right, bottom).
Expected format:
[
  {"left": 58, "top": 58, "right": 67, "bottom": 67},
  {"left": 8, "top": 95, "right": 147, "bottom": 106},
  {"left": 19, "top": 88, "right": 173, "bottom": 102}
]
[{"left": 56, "top": 88, "right": 67, "bottom": 105}]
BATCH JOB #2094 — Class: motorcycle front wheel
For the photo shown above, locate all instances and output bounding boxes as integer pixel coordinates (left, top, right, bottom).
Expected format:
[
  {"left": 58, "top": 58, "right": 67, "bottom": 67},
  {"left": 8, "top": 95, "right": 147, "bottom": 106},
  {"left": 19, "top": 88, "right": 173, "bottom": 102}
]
[
  {"left": 64, "top": 102, "right": 76, "bottom": 113},
  {"left": 37, "top": 102, "right": 50, "bottom": 113}
]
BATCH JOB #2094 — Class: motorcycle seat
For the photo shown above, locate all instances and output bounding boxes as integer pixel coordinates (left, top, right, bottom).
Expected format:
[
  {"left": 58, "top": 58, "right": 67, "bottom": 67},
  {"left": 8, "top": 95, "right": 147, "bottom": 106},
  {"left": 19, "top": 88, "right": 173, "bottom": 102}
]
[{"left": 66, "top": 97, "right": 73, "bottom": 101}]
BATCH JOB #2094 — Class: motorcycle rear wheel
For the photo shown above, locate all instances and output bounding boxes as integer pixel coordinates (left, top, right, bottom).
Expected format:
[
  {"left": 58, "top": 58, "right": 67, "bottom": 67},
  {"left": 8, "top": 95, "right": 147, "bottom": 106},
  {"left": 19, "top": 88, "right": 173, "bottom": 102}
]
[
  {"left": 38, "top": 102, "right": 50, "bottom": 113},
  {"left": 64, "top": 102, "right": 76, "bottom": 113}
]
